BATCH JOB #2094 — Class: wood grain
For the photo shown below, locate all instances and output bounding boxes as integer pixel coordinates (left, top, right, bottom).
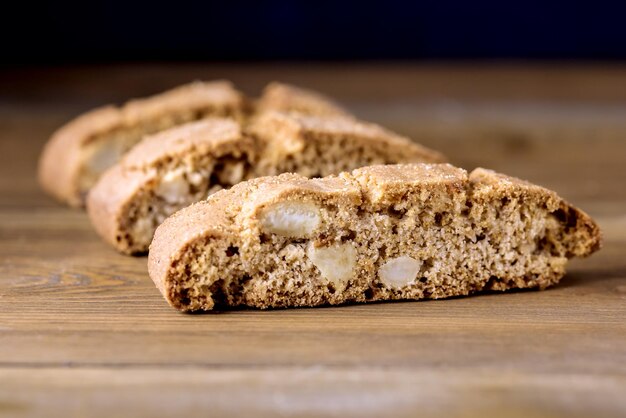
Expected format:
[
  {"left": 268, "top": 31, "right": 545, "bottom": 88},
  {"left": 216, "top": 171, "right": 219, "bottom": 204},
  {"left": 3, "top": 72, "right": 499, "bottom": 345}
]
[{"left": 0, "top": 63, "right": 625, "bottom": 418}]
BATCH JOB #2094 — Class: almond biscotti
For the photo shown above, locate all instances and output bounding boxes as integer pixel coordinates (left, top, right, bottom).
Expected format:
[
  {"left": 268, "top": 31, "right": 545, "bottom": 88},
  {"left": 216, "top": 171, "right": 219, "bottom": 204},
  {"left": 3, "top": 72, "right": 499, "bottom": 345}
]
[
  {"left": 87, "top": 118, "right": 255, "bottom": 255},
  {"left": 87, "top": 113, "right": 445, "bottom": 254},
  {"left": 148, "top": 163, "right": 601, "bottom": 312},
  {"left": 38, "top": 81, "right": 248, "bottom": 207}
]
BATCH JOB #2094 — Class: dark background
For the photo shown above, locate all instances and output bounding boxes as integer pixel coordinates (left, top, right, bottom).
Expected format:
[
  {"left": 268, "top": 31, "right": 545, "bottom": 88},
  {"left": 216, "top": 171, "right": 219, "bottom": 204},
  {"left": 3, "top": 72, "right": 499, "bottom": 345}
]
[{"left": 3, "top": 0, "right": 626, "bottom": 66}]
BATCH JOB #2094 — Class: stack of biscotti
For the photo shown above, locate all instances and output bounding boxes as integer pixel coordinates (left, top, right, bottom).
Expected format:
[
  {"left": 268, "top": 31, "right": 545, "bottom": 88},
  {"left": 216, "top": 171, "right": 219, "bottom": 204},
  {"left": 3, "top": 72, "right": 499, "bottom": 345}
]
[
  {"left": 86, "top": 112, "right": 444, "bottom": 254},
  {"left": 39, "top": 80, "right": 356, "bottom": 207},
  {"left": 38, "top": 80, "right": 601, "bottom": 312},
  {"left": 39, "top": 81, "right": 445, "bottom": 253},
  {"left": 39, "top": 81, "right": 249, "bottom": 207}
]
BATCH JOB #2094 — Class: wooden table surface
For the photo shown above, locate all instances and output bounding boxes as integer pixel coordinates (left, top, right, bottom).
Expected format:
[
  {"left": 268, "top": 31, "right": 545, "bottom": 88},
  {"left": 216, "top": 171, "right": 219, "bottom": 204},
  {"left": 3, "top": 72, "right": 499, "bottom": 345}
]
[{"left": 1, "top": 63, "right": 625, "bottom": 418}]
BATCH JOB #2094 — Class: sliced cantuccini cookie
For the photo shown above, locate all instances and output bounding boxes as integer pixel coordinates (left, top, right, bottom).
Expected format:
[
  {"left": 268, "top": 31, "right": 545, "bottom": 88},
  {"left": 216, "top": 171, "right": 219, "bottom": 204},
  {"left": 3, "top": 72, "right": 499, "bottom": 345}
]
[
  {"left": 88, "top": 113, "right": 445, "bottom": 254},
  {"left": 249, "top": 111, "right": 445, "bottom": 177},
  {"left": 148, "top": 163, "right": 601, "bottom": 312},
  {"left": 256, "top": 82, "right": 353, "bottom": 117},
  {"left": 87, "top": 118, "right": 256, "bottom": 255},
  {"left": 39, "top": 80, "right": 248, "bottom": 207}
]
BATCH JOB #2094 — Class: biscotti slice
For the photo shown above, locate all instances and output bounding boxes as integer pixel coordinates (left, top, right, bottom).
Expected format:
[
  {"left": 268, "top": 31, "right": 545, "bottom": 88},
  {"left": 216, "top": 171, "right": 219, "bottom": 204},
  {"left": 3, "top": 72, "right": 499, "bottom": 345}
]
[
  {"left": 148, "top": 163, "right": 601, "bottom": 312},
  {"left": 257, "top": 82, "right": 353, "bottom": 117},
  {"left": 88, "top": 113, "right": 445, "bottom": 254},
  {"left": 249, "top": 111, "right": 445, "bottom": 177},
  {"left": 38, "top": 80, "right": 248, "bottom": 207},
  {"left": 87, "top": 118, "right": 256, "bottom": 255}
]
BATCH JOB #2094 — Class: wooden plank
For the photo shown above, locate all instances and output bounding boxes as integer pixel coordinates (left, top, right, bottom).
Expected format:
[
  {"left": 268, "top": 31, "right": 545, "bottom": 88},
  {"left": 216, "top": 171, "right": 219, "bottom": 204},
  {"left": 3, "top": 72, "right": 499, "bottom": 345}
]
[{"left": 1, "top": 368, "right": 624, "bottom": 418}]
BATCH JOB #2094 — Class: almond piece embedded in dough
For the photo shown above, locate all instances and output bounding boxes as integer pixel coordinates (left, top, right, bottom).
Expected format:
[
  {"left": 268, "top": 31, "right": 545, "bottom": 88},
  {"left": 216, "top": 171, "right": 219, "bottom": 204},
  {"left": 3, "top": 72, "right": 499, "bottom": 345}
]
[
  {"left": 155, "top": 168, "right": 190, "bottom": 203},
  {"left": 306, "top": 242, "right": 357, "bottom": 288},
  {"left": 379, "top": 256, "right": 422, "bottom": 287},
  {"left": 261, "top": 201, "right": 321, "bottom": 238}
]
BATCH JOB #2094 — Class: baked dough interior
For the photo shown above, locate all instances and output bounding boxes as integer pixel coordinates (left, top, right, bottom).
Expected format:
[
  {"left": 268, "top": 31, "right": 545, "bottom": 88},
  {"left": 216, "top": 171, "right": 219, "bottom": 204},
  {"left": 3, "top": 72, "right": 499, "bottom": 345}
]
[{"left": 148, "top": 164, "right": 601, "bottom": 311}]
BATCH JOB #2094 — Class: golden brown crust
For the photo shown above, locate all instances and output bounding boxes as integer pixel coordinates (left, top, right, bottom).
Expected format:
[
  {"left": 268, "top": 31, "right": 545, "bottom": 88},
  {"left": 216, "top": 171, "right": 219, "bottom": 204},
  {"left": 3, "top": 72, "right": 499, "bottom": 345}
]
[
  {"left": 257, "top": 82, "right": 353, "bottom": 117},
  {"left": 350, "top": 164, "right": 467, "bottom": 207},
  {"left": 86, "top": 164, "right": 157, "bottom": 251},
  {"left": 150, "top": 199, "right": 234, "bottom": 303},
  {"left": 38, "top": 106, "right": 121, "bottom": 207},
  {"left": 38, "top": 81, "right": 247, "bottom": 207},
  {"left": 248, "top": 111, "right": 447, "bottom": 169},
  {"left": 119, "top": 117, "right": 245, "bottom": 169},
  {"left": 148, "top": 163, "right": 601, "bottom": 312}
]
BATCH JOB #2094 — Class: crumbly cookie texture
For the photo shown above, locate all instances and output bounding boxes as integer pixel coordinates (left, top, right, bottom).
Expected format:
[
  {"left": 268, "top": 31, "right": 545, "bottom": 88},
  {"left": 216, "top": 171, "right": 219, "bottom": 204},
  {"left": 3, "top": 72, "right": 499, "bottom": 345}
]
[
  {"left": 249, "top": 111, "right": 446, "bottom": 178},
  {"left": 148, "top": 163, "right": 601, "bottom": 312},
  {"left": 88, "top": 113, "right": 444, "bottom": 254},
  {"left": 38, "top": 80, "right": 248, "bottom": 207},
  {"left": 87, "top": 118, "right": 255, "bottom": 255},
  {"left": 257, "top": 82, "right": 353, "bottom": 118}
]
